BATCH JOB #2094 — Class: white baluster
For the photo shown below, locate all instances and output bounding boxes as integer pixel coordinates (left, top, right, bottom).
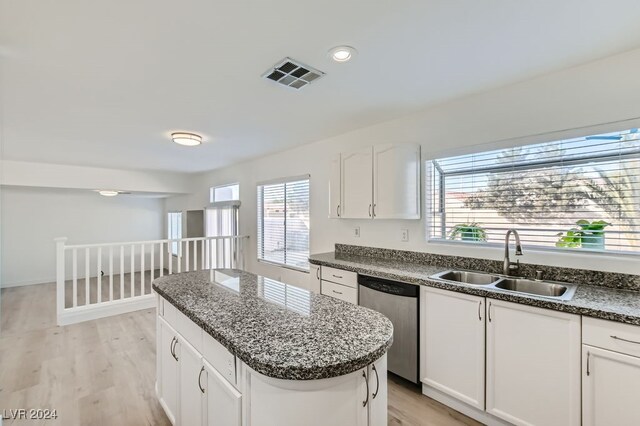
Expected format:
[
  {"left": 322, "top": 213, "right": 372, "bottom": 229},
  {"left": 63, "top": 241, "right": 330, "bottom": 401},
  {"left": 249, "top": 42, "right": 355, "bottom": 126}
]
[
  {"left": 120, "top": 246, "right": 125, "bottom": 299},
  {"left": 222, "top": 238, "right": 227, "bottom": 269},
  {"left": 185, "top": 240, "right": 190, "bottom": 272},
  {"left": 150, "top": 242, "right": 155, "bottom": 283},
  {"left": 109, "top": 246, "right": 114, "bottom": 302},
  {"left": 85, "top": 248, "right": 90, "bottom": 305},
  {"left": 160, "top": 242, "right": 164, "bottom": 277},
  {"left": 73, "top": 248, "right": 78, "bottom": 307},
  {"left": 177, "top": 241, "right": 182, "bottom": 273},
  {"left": 201, "top": 239, "right": 205, "bottom": 270},
  {"left": 97, "top": 247, "right": 102, "bottom": 304},
  {"left": 130, "top": 244, "right": 135, "bottom": 297},
  {"left": 193, "top": 240, "right": 198, "bottom": 271},
  {"left": 169, "top": 241, "right": 173, "bottom": 274},
  {"left": 140, "top": 244, "right": 145, "bottom": 295}
]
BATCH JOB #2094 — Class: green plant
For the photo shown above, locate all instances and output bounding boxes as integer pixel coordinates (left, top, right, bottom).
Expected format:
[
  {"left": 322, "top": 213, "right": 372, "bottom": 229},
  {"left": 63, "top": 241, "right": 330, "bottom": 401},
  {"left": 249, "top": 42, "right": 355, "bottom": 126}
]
[
  {"left": 449, "top": 223, "right": 487, "bottom": 242},
  {"left": 556, "top": 220, "right": 611, "bottom": 248}
]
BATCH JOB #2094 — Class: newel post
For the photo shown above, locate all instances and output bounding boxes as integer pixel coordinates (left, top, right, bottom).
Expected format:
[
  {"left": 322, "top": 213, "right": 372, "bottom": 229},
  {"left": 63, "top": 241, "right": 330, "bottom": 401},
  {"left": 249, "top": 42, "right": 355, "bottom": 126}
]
[{"left": 54, "top": 237, "right": 68, "bottom": 326}]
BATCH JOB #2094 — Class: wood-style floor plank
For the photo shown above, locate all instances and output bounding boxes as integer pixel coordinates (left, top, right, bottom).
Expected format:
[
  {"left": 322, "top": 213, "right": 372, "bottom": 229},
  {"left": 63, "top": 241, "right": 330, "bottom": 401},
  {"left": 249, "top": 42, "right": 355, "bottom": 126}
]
[{"left": 1, "top": 282, "right": 482, "bottom": 425}]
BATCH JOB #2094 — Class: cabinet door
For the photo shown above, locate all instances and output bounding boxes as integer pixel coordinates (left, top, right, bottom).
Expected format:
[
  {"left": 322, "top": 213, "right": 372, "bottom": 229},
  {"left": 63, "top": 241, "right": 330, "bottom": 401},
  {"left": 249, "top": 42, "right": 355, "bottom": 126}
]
[
  {"left": 329, "top": 154, "right": 341, "bottom": 218},
  {"left": 341, "top": 147, "right": 373, "bottom": 219},
  {"left": 178, "top": 338, "right": 204, "bottom": 426},
  {"left": 159, "top": 318, "right": 179, "bottom": 424},
  {"left": 583, "top": 345, "right": 640, "bottom": 426},
  {"left": 367, "top": 355, "right": 387, "bottom": 426},
  {"left": 487, "top": 299, "right": 580, "bottom": 426},
  {"left": 421, "top": 287, "right": 485, "bottom": 409},
  {"left": 373, "top": 143, "right": 420, "bottom": 219},
  {"left": 204, "top": 360, "right": 242, "bottom": 426},
  {"left": 309, "top": 264, "right": 321, "bottom": 294}
]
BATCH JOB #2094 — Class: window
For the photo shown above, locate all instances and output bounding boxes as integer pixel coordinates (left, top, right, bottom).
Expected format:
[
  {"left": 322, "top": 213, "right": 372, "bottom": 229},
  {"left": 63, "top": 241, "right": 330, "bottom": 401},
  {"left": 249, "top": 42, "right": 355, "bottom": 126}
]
[
  {"left": 257, "top": 176, "right": 310, "bottom": 270},
  {"left": 428, "top": 128, "right": 640, "bottom": 253},
  {"left": 210, "top": 183, "right": 239, "bottom": 203},
  {"left": 167, "top": 212, "right": 182, "bottom": 256}
]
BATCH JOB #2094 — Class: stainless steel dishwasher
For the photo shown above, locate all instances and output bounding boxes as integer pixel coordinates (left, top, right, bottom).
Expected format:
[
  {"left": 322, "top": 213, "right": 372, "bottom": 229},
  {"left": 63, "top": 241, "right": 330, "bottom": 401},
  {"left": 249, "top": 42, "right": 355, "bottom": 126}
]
[{"left": 358, "top": 275, "right": 419, "bottom": 384}]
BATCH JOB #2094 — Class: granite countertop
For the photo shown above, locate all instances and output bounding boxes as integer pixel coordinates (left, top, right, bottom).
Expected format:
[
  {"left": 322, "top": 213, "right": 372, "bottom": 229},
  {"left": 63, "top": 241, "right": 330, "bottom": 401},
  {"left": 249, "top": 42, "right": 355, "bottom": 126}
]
[
  {"left": 152, "top": 269, "right": 393, "bottom": 381},
  {"left": 309, "top": 251, "right": 640, "bottom": 326}
]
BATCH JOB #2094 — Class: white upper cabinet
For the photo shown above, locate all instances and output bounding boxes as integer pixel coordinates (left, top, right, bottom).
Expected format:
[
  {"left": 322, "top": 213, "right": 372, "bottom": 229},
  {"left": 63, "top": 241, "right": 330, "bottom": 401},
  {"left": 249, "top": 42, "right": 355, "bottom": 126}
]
[
  {"left": 332, "top": 143, "right": 421, "bottom": 220},
  {"left": 340, "top": 147, "right": 374, "bottom": 219},
  {"left": 373, "top": 143, "right": 421, "bottom": 219},
  {"left": 329, "top": 154, "right": 342, "bottom": 218},
  {"left": 486, "top": 299, "right": 581, "bottom": 426}
]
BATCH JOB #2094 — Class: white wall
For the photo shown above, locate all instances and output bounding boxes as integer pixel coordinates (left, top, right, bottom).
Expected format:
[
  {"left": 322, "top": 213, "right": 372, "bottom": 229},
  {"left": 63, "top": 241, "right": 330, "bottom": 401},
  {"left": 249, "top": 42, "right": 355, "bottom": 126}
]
[
  {"left": 168, "top": 47, "right": 640, "bottom": 284},
  {"left": 1, "top": 186, "right": 165, "bottom": 287}
]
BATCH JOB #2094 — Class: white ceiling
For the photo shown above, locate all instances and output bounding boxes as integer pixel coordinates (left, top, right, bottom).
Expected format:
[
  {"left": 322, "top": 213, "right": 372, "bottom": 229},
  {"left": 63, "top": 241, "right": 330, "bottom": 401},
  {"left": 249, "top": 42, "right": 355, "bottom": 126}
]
[{"left": 2, "top": 0, "right": 640, "bottom": 173}]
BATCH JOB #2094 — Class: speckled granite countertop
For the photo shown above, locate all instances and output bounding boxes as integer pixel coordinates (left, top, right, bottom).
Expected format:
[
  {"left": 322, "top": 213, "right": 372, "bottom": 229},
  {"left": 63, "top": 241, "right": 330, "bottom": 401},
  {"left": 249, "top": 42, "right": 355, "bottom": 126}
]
[
  {"left": 309, "top": 251, "right": 640, "bottom": 326},
  {"left": 152, "top": 269, "right": 393, "bottom": 380}
]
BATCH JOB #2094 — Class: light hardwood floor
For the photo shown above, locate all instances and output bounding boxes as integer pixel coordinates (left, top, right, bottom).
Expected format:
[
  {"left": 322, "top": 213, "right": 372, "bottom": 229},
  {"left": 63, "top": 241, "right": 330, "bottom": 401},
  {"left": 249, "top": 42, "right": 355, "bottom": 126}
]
[{"left": 1, "top": 282, "right": 481, "bottom": 426}]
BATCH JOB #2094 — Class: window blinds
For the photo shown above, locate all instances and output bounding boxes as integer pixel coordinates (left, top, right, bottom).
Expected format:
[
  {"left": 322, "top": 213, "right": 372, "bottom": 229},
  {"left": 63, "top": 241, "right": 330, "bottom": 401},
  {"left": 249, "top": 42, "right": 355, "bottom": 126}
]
[
  {"left": 428, "top": 129, "right": 640, "bottom": 253},
  {"left": 257, "top": 177, "right": 310, "bottom": 270}
]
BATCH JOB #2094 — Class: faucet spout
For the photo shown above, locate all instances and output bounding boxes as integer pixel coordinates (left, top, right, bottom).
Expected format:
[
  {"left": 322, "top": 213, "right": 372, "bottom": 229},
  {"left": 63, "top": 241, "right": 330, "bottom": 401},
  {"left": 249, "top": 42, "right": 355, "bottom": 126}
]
[{"left": 504, "top": 229, "right": 523, "bottom": 276}]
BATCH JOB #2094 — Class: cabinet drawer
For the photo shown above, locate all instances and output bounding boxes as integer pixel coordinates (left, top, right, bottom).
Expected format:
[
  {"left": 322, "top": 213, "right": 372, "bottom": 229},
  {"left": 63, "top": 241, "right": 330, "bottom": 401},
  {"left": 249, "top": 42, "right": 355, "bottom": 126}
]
[
  {"left": 584, "top": 317, "right": 640, "bottom": 357},
  {"left": 321, "top": 280, "right": 358, "bottom": 304},
  {"left": 321, "top": 266, "right": 357, "bottom": 288},
  {"left": 175, "top": 310, "right": 203, "bottom": 354},
  {"left": 203, "top": 332, "right": 237, "bottom": 386},
  {"left": 159, "top": 295, "right": 178, "bottom": 327}
]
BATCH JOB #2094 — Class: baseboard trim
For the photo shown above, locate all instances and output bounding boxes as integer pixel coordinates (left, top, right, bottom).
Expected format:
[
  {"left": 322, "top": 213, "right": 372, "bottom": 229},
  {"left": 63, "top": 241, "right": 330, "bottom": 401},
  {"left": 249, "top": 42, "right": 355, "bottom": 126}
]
[
  {"left": 57, "top": 294, "right": 156, "bottom": 326},
  {"left": 1, "top": 278, "right": 57, "bottom": 288},
  {"left": 421, "top": 384, "right": 511, "bottom": 426}
]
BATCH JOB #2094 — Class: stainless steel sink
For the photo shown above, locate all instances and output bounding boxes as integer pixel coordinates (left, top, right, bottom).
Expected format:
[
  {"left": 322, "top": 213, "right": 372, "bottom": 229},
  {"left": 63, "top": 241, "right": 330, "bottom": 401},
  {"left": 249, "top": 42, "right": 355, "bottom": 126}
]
[
  {"left": 430, "top": 270, "right": 501, "bottom": 285},
  {"left": 430, "top": 269, "right": 578, "bottom": 301},
  {"left": 494, "top": 278, "right": 577, "bottom": 301}
]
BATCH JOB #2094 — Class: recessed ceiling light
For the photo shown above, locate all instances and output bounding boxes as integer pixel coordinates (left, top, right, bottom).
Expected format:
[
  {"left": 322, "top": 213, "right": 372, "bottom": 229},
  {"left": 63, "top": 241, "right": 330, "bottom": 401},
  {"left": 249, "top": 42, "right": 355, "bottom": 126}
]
[
  {"left": 98, "top": 190, "right": 119, "bottom": 197},
  {"left": 171, "top": 132, "right": 202, "bottom": 146},
  {"left": 328, "top": 46, "right": 357, "bottom": 62}
]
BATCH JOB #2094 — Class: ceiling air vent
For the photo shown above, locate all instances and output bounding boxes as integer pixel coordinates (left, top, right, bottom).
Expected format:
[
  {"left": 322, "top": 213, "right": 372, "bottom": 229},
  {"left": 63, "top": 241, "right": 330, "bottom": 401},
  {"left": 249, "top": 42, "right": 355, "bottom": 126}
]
[{"left": 262, "top": 57, "right": 325, "bottom": 90}]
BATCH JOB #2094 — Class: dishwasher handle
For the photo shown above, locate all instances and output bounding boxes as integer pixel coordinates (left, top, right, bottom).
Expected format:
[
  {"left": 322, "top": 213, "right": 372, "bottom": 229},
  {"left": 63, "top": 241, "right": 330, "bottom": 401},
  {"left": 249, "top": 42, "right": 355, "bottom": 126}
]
[{"left": 358, "top": 275, "right": 418, "bottom": 297}]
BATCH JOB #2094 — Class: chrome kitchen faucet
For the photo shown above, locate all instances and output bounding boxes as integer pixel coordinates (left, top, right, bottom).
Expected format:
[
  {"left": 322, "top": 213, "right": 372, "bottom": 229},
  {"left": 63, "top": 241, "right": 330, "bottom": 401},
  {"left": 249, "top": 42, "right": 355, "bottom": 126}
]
[{"left": 504, "top": 229, "right": 523, "bottom": 276}]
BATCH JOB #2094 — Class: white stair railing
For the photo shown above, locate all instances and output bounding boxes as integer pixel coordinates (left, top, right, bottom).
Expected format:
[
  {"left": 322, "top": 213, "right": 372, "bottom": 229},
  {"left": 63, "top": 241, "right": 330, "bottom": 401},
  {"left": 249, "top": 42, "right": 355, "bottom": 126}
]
[{"left": 55, "top": 235, "right": 249, "bottom": 326}]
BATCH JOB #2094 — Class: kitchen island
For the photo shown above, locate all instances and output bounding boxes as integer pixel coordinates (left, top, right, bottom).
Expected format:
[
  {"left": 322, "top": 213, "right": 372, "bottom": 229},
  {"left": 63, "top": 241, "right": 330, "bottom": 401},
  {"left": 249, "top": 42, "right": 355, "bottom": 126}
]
[{"left": 152, "top": 269, "right": 393, "bottom": 426}]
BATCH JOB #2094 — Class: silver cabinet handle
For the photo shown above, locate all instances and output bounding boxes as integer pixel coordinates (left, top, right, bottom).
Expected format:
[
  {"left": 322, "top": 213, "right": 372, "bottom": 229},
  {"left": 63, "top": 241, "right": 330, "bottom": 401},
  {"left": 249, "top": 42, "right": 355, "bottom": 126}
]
[
  {"left": 362, "top": 371, "right": 369, "bottom": 407},
  {"left": 611, "top": 335, "right": 640, "bottom": 345},
  {"left": 198, "top": 366, "right": 205, "bottom": 393},
  {"left": 368, "top": 204, "right": 372, "bottom": 217},
  {"left": 586, "top": 351, "right": 590, "bottom": 376},
  {"left": 372, "top": 364, "right": 380, "bottom": 399},
  {"left": 316, "top": 268, "right": 320, "bottom": 280},
  {"left": 337, "top": 205, "right": 340, "bottom": 217},
  {"left": 332, "top": 274, "right": 343, "bottom": 279},
  {"left": 488, "top": 301, "right": 492, "bottom": 322},
  {"left": 372, "top": 204, "right": 376, "bottom": 217},
  {"left": 171, "top": 337, "right": 179, "bottom": 361},
  {"left": 478, "top": 301, "right": 482, "bottom": 321},
  {"left": 332, "top": 290, "right": 343, "bottom": 295},
  {"left": 169, "top": 336, "right": 175, "bottom": 358}
]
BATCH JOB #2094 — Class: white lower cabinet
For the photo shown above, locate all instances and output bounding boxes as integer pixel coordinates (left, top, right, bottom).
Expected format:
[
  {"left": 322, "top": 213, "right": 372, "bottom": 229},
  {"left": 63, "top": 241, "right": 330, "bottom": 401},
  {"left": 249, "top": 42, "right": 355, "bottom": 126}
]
[
  {"left": 178, "top": 337, "right": 205, "bottom": 426},
  {"left": 582, "top": 317, "right": 640, "bottom": 426},
  {"left": 421, "top": 287, "right": 485, "bottom": 410},
  {"left": 204, "top": 359, "right": 242, "bottom": 426},
  {"left": 158, "top": 317, "right": 179, "bottom": 424},
  {"left": 245, "top": 354, "right": 387, "bottom": 426},
  {"left": 486, "top": 299, "right": 581, "bottom": 426}
]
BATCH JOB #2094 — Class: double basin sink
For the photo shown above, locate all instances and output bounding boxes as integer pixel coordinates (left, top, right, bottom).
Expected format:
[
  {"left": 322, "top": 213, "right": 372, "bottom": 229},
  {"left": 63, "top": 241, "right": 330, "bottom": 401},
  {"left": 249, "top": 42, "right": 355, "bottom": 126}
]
[{"left": 430, "top": 270, "right": 578, "bottom": 301}]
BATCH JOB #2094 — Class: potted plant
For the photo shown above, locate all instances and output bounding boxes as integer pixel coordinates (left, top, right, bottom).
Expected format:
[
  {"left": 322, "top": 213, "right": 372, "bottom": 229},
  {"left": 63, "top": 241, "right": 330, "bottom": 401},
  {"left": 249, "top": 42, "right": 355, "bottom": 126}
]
[
  {"left": 449, "top": 222, "right": 487, "bottom": 242},
  {"left": 556, "top": 220, "right": 611, "bottom": 250}
]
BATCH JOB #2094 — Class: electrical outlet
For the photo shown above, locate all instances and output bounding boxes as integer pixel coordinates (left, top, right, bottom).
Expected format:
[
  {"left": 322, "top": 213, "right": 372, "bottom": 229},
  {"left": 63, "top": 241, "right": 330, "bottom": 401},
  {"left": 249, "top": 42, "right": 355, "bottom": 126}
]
[
  {"left": 401, "top": 229, "right": 409, "bottom": 242},
  {"left": 353, "top": 226, "right": 361, "bottom": 238}
]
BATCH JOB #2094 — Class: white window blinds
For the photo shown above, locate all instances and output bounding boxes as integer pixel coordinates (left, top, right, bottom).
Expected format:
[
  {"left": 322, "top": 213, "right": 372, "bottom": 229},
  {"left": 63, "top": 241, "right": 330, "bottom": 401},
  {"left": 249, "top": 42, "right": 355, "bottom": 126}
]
[
  {"left": 428, "top": 128, "right": 640, "bottom": 253},
  {"left": 257, "top": 176, "right": 310, "bottom": 270}
]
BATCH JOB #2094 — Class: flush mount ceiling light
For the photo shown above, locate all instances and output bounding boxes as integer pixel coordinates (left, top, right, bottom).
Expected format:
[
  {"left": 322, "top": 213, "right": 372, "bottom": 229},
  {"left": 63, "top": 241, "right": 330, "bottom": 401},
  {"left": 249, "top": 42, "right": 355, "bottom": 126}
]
[
  {"left": 328, "top": 46, "right": 357, "bottom": 62},
  {"left": 171, "top": 132, "right": 202, "bottom": 146},
  {"left": 98, "top": 190, "right": 119, "bottom": 197}
]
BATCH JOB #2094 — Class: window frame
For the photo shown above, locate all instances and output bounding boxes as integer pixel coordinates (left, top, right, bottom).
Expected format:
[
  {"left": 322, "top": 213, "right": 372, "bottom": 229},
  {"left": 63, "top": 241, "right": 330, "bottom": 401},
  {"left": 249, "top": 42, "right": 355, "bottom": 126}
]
[
  {"left": 427, "top": 130, "right": 640, "bottom": 256},
  {"left": 210, "top": 183, "right": 240, "bottom": 203},
  {"left": 256, "top": 174, "right": 311, "bottom": 272}
]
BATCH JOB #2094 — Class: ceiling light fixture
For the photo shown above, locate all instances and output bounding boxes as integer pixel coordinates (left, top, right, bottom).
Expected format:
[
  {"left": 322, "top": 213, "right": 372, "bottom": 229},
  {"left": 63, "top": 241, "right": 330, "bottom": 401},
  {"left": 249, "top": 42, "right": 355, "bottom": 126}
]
[
  {"left": 98, "top": 190, "right": 119, "bottom": 197},
  {"left": 171, "top": 132, "right": 202, "bottom": 146},
  {"left": 328, "top": 46, "right": 357, "bottom": 62}
]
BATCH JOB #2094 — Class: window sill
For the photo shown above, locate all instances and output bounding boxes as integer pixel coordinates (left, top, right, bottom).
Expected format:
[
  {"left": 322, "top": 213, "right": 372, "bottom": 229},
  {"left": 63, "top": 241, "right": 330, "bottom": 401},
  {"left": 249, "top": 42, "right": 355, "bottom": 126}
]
[{"left": 257, "top": 259, "right": 310, "bottom": 274}]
